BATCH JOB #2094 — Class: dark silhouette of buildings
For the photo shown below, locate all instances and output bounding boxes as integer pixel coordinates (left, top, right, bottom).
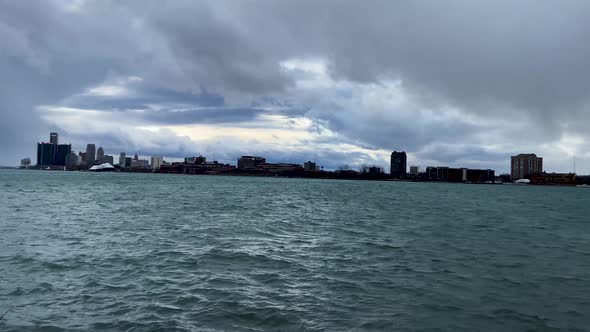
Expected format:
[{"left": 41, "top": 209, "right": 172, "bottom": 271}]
[
  {"left": 390, "top": 151, "right": 407, "bottom": 178},
  {"left": 258, "top": 163, "right": 303, "bottom": 174},
  {"left": 86, "top": 144, "right": 96, "bottom": 165},
  {"left": 530, "top": 172, "right": 576, "bottom": 185},
  {"left": 28, "top": 132, "right": 507, "bottom": 184},
  {"left": 303, "top": 161, "right": 317, "bottom": 171},
  {"left": 367, "top": 166, "right": 383, "bottom": 175},
  {"left": 185, "top": 156, "right": 207, "bottom": 164},
  {"left": 425, "top": 166, "right": 494, "bottom": 183},
  {"left": 238, "top": 156, "right": 266, "bottom": 169}
]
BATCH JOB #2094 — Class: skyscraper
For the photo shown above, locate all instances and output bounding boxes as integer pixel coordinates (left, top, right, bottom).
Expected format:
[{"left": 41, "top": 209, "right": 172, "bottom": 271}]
[
  {"left": 36, "top": 132, "right": 71, "bottom": 167},
  {"left": 511, "top": 153, "right": 543, "bottom": 180},
  {"left": 86, "top": 144, "right": 96, "bottom": 165},
  {"left": 50, "top": 132, "right": 58, "bottom": 145},
  {"left": 37, "top": 142, "right": 54, "bottom": 166},
  {"left": 390, "top": 151, "right": 407, "bottom": 178},
  {"left": 119, "top": 152, "right": 126, "bottom": 167},
  {"left": 97, "top": 147, "right": 105, "bottom": 160},
  {"left": 55, "top": 144, "right": 72, "bottom": 166}
]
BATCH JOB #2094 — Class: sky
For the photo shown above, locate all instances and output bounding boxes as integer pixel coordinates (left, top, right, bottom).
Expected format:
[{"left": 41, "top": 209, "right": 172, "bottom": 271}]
[{"left": 1, "top": 0, "right": 589, "bottom": 173}]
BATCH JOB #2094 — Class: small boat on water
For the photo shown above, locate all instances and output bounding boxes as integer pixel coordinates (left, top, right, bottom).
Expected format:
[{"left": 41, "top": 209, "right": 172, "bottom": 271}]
[
  {"left": 576, "top": 184, "right": 590, "bottom": 188},
  {"left": 89, "top": 163, "right": 115, "bottom": 172},
  {"left": 514, "top": 179, "right": 531, "bottom": 184}
]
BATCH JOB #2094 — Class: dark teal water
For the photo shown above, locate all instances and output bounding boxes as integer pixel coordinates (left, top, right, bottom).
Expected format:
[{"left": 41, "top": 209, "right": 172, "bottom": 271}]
[{"left": 0, "top": 170, "right": 589, "bottom": 331}]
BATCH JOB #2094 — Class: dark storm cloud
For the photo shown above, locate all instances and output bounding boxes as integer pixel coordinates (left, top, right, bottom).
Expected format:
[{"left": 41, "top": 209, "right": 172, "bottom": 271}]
[
  {"left": 2, "top": 0, "right": 590, "bottom": 171},
  {"left": 61, "top": 84, "right": 307, "bottom": 125},
  {"left": 67, "top": 87, "right": 225, "bottom": 111},
  {"left": 129, "top": 0, "right": 590, "bottom": 145},
  {"left": 142, "top": 108, "right": 263, "bottom": 125}
]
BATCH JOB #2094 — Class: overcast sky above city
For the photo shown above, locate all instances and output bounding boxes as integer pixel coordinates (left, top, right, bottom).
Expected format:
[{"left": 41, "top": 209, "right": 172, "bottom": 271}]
[{"left": 1, "top": 0, "right": 589, "bottom": 172}]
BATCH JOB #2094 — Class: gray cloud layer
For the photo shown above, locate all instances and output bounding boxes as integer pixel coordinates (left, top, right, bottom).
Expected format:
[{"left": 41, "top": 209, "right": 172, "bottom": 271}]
[{"left": 1, "top": 0, "right": 589, "bottom": 172}]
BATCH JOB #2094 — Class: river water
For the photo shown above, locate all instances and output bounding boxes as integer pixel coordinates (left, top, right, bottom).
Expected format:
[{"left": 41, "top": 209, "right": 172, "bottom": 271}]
[{"left": 0, "top": 170, "right": 588, "bottom": 331}]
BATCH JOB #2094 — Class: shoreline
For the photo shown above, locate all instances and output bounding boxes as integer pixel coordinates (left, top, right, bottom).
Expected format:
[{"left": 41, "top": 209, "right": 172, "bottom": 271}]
[{"left": 8, "top": 167, "right": 586, "bottom": 187}]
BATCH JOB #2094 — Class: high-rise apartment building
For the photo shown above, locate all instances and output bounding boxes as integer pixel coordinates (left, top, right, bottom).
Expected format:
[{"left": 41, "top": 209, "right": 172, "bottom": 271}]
[
  {"left": 390, "top": 151, "right": 407, "bottom": 178},
  {"left": 511, "top": 154, "right": 543, "bottom": 180},
  {"left": 119, "top": 153, "right": 126, "bottom": 167}
]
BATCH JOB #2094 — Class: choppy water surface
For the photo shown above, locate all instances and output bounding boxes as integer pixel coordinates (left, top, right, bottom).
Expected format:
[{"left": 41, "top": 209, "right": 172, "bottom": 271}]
[{"left": 0, "top": 170, "right": 589, "bottom": 331}]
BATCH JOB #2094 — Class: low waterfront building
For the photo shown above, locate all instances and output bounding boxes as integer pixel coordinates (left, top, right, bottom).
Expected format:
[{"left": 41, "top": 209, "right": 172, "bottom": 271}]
[
  {"left": 447, "top": 167, "right": 465, "bottom": 182},
  {"left": 367, "top": 166, "right": 383, "bottom": 175},
  {"left": 530, "top": 172, "right": 576, "bottom": 185},
  {"left": 185, "top": 156, "right": 206, "bottom": 164},
  {"left": 130, "top": 159, "right": 150, "bottom": 169},
  {"left": 426, "top": 166, "right": 449, "bottom": 181},
  {"left": 303, "top": 161, "right": 317, "bottom": 171},
  {"left": 425, "top": 166, "right": 494, "bottom": 183},
  {"left": 465, "top": 169, "right": 495, "bottom": 183},
  {"left": 409, "top": 166, "right": 419, "bottom": 175},
  {"left": 237, "top": 156, "right": 266, "bottom": 169},
  {"left": 258, "top": 163, "right": 303, "bottom": 174},
  {"left": 159, "top": 160, "right": 235, "bottom": 174}
]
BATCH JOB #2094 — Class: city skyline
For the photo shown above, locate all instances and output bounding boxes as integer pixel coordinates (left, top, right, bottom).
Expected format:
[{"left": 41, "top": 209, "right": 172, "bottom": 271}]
[
  {"left": 29, "top": 131, "right": 583, "bottom": 185},
  {"left": 26, "top": 132, "right": 584, "bottom": 176},
  {"left": 1, "top": 2, "right": 590, "bottom": 174}
]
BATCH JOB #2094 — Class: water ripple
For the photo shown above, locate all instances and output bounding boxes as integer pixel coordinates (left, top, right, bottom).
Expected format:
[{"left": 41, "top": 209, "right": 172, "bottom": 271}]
[{"left": 0, "top": 170, "right": 589, "bottom": 331}]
